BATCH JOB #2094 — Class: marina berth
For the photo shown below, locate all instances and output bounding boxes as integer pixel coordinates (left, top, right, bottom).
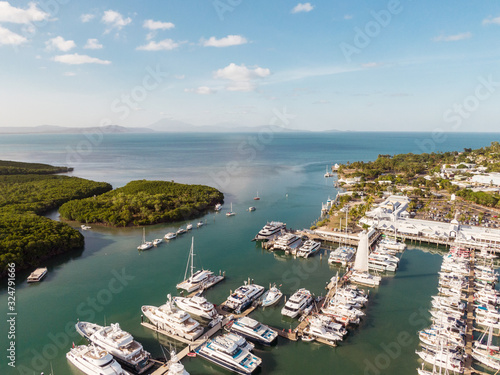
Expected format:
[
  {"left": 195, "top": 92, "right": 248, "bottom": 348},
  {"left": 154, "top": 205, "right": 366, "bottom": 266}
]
[
  {"left": 415, "top": 347, "right": 464, "bottom": 373},
  {"left": 229, "top": 316, "right": 278, "bottom": 346},
  {"left": 141, "top": 295, "right": 204, "bottom": 341},
  {"left": 173, "top": 294, "right": 218, "bottom": 320},
  {"left": 224, "top": 281, "right": 265, "bottom": 314},
  {"left": 196, "top": 335, "right": 262, "bottom": 375},
  {"left": 253, "top": 221, "right": 286, "bottom": 241},
  {"left": 27, "top": 267, "right": 48, "bottom": 283},
  {"left": 260, "top": 284, "right": 283, "bottom": 307},
  {"left": 66, "top": 344, "right": 131, "bottom": 375},
  {"left": 272, "top": 232, "right": 302, "bottom": 252},
  {"left": 367, "top": 256, "right": 397, "bottom": 272},
  {"left": 75, "top": 321, "right": 153, "bottom": 374},
  {"left": 166, "top": 350, "right": 190, "bottom": 375},
  {"left": 328, "top": 246, "right": 356, "bottom": 266},
  {"left": 296, "top": 240, "right": 321, "bottom": 258},
  {"left": 281, "top": 288, "right": 313, "bottom": 319}
]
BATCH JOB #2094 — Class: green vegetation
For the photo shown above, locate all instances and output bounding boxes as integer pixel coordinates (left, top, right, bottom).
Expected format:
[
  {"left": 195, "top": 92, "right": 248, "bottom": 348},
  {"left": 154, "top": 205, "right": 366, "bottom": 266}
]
[
  {"left": 0, "top": 160, "right": 112, "bottom": 277},
  {"left": 59, "top": 180, "right": 224, "bottom": 227},
  {"left": 0, "top": 160, "right": 73, "bottom": 175}
]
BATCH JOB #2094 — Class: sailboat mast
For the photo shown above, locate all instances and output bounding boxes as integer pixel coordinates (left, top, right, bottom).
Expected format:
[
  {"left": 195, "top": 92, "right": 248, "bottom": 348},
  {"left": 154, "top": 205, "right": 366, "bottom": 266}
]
[{"left": 190, "top": 237, "right": 195, "bottom": 278}]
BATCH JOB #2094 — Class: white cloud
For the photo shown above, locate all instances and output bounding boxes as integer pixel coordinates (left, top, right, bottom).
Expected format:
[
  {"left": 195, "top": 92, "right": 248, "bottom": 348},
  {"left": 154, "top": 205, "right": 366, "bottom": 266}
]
[
  {"left": 0, "top": 1, "right": 49, "bottom": 24},
  {"left": 483, "top": 16, "right": 500, "bottom": 25},
  {"left": 81, "top": 13, "right": 95, "bottom": 23},
  {"left": 214, "top": 63, "right": 270, "bottom": 92},
  {"left": 174, "top": 74, "right": 185, "bottom": 80},
  {"left": 63, "top": 72, "right": 76, "bottom": 76},
  {"left": 344, "top": 14, "right": 353, "bottom": 20},
  {"left": 84, "top": 38, "right": 103, "bottom": 49},
  {"left": 291, "top": 3, "right": 314, "bottom": 14},
  {"left": 362, "top": 62, "right": 383, "bottom": 68},
  {"left": 0, "top": 25, "right": 27, "bottom": 45},
  {"left": 432, "top": 32, "right": 471, "bottom": 42},
  {"left": 136, "top": 39, "right": 179, "bottom": 51},
  {"left": 143, "top": 19, "right": 174, "bottom": 30},
  {"left": 202, "top": 35, "right": 248, "bottom": 47},
  {"left": 185, "top": 86, "right": 216, "bottom": 95},
  {"left": 45, "top": 36, "right": 76, "bottom": 51},
  {"left": 53, "top": 53, "right": 111, "bottom": 65},
  {"left": 101, "top": 10, "right": 131, "bottom": 33}
]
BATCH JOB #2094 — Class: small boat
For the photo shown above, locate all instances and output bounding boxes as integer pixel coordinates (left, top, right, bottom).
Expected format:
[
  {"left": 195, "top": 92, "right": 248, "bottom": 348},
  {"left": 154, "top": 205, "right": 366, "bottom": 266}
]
[
  {"left": 153, "top": 238, "right": 163, "bottom": 246},
  {"left": 186, "top": 223, "right": 193, "bottom": 230},
  {"left": 81, "top": 224, "right": 91, "bottom": 230},
  {"left": 254, "top": 192, "right": 260, "bottom": 200},
  {"left": 186, "top": 352, "right": 196, "bottom": 358},
  {"left": 324, "top": 165, "right": 334, "bottom": 178},
  {"left": 248, "top": 207, "right": 256, "bottom": 212},
  {"left": 215, "top": 203, "right": 222, "bottom": 211},
  {"left": 27, "top": 267, "right": 48, "bottom": 283},
  {"left": 226, "top": 203, "right": 236, "bottom": 217},
  {"left": 261, "top": 284, "right": 283, "bottom": 307},
  {"left": 66, "top": 344, "right": 130, "bottom": 375},
  {"left": 165, "top": 232, "right": 177, "bottom": 240},
  {"left": 137, "top": 228, "right": 153, "bottom": 251},
  {"left": 301, "top": 335, "right": 315, "bottom": 342},
  {"left": 197, "top": 221, "right": 204, "bottom": 228},
  {"left": 177, "top": 227, "right": 187, "bottom": 235}
]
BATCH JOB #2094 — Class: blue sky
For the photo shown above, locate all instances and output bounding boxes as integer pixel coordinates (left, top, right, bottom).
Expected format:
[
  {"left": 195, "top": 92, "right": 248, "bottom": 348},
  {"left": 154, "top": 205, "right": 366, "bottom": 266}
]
[{"left": 1, "top": 0, "right": 500, "bottom": 131}]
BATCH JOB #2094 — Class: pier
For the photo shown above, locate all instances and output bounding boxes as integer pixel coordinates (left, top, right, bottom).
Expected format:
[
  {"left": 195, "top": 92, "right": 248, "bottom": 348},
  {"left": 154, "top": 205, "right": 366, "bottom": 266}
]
[{"left": 463, "top": 250, "right": 475, "bottom": 375}]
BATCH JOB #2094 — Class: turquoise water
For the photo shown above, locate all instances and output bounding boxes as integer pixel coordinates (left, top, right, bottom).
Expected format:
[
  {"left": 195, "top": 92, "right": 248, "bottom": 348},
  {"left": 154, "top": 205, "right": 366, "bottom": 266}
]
[{"left": 0, "top": 132, "right": 498, "bottom": 375}]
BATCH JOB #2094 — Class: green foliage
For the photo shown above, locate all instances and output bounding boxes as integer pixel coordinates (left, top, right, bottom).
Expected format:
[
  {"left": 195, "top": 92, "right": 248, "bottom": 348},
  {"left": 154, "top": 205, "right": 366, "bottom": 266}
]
[
  {"left": 59, "top": 180, "right": 224, "bottom": 227},
  {"left": 456, "top": 189, "right": 499, "bottom": 207},
  {"left": 0, "top": 160, "right": 73, "bottom": 175}
]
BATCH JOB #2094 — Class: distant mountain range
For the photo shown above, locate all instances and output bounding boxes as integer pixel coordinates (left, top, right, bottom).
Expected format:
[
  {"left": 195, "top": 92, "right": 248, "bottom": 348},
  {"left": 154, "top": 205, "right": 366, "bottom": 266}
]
[{"left": 0, "top": 122, "right": 345, "bottom": 134}]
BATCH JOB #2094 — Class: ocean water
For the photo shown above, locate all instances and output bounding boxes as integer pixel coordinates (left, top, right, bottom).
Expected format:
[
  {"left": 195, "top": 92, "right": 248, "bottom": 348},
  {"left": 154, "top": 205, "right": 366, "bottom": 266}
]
[{"left": 0, "top": 131, "right": 498, "bottom": 375}]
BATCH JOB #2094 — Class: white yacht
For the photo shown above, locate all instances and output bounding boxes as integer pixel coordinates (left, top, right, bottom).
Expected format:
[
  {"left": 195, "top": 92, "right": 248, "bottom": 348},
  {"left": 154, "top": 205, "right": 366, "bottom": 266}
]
[
  {"left": 75, "top": 322, "right": 153, "bottom": 374},
  {"left": 378, "top": 238, "right": 406, "bottom": 251},
  {"left": 281, "top": 288, "right": 313, "bottom": 318},
  {"left": 229, "top": 316, "right": 278, "bottom": 345},
  {"left": 81, "top": 224, "right": 91, "bottom": 230},
  {"left": 261, "top": 284, "right": 283, "bottom": 307},
  {"left": 153, "top": 238, "right": 163, "bottom": 246},
  {"left": 248, "top": 206, "right": 256, "bottom": 212},
  {"left": 214, "top": 332, "right": 255, "bottom": 353},
  {"left": 226, "top": 202, "right": 236, "bottom": 217},
  {"left": 66, "top": 344, "right": 130, "bottom": 375},
  {"left": 173, "top": 294, "right": 218, "bottom": 320},
  {"left": 296, "top": 240, "right": 321, "bottom": 258},
  {"left": 165, "top": 232, "right": 177, "bottom": 240},
  {"left": 368, "top": 256, "right": 397, "bottom": 272},
  {"left": 167, "top": 350, "right": 190, "bottom": 375},
  {"left": 196, "top": 336, "right": 262, "bottom": 375},
  {"left": 186, "top": 223, "right": 193, "bottom": 230},
  {"left": 254, "top": 221, "right": 286, "bottom": 241},
  {"left": 224, "top": 282, "right": 265, "bottom": 314},
  {"left": 215, "top": 203, "right": 222, "bottom": 211},
  {"left": 27, "top": 267, "right": 48, "bottom": 283},
  {"left": 176, "top": 238, "right": 224, "bottom": 292},
  {"left": 137, "top": 228, "right": 153, "bottom": 251},
  {"left": 141, "top": 295, "right": 204, "bottom": 340},
  {"left": 273, "top": 233, "right": 302, "bottom": 251},
  {"left": 415, "top": 348, "right": 463, "bottom": 373},
  {"left": 328, "top": 246, "right": 356, "bottom": 266},
  {"left": 349, "top": 232, "right": 381, "bottom": 287},
  {"left": 176, "top": 227, "right": 187, "bottom": 235},
  {"left": 303, "top": 315, "right": 343, "bottom": 343},
  {"left": 197, "top": 221, "right": 204, "bottom": 227}
]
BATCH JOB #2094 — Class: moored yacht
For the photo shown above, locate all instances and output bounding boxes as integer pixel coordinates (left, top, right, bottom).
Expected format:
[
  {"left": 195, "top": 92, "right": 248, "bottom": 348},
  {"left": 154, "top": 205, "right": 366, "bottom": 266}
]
[
  {"left": 141, "top": 295, "right": 204, "bottom": 340},
  {"left": 66, "top": 344, "right": 130, "bottom": 375},
  {"left": 75, "top": 321, "right": 153, "bottom": 374},
  {"left": 273, "top": 233, "right": 302, "bottom": 251},
  {"left": 328, "top": 246, "right": 356, "bottom": 266},
  {"left": 27, "top": 267, "right": 48, "bottom": 283},
  {"left": 261, "top": 284, "right": 283, "bottom": 307},
  {"left": 173, "top": 294, "right": 218, "bottom": 320},
  {"left": 165, "top": 232, "right": 177, "bottom": 240},
  {"left": 167, "top": 350, "right": 190, "bottom": 375},
  {"left": 253, "top": 221, "right": 286, "bottom": 241},
  {"left": 224, "top": 281, "right": 265, "bottom": 314},
  {"left": 196, "top": 335, "right": 262, "bottom": 375},
  {"left": 281, "top": 288, "right": 313, "bottom": 318},
  {"left": 296, "top": 240, "right": 321, "bottom": 258},
  {"left": 229, "top": 317, "right": 278, "bottom": 346}
]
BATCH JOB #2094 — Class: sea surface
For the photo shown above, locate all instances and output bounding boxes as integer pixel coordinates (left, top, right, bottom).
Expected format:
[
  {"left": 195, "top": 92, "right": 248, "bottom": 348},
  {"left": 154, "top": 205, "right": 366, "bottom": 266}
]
[{"left": 0, "top": 131, "right": 498, "bottom": 375}]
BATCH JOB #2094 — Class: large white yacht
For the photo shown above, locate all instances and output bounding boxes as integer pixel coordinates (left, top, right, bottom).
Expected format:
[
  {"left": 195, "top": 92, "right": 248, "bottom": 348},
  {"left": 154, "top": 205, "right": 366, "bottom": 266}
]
[
  {"left": 173, "top": 294, "right": 218, "bottom": 320},
  {"left": 367, "top": 256, "right": 397, "bottom": 272},
  {"left": 224, "top": 282, "right": 265, "bottom": 314},
  {"left": 176, "top": 238, "right": 224, "bottom": 293},
  {"left": 254, "top": 221, "right": 286, "bottom": 241},
  {"left": 296, "top": 240, "right": 321, "bottom": 258},
  {"left": 229, "top": 316, "right": 278, "bottom": 346},
  {"left": 378, "top": 237, "right": 406, "bottom": 251},
  {"left": 167, "top": 350, "right": 190, "bottom": 375},
  {"left": 281, "top": 288, "right": 313, "bottom": 319},
  {"left": 328, "top": 246, "right": 356, "bottom": 266},
  {"left": 196, "top": 336, "right": 262, "bottom": 375},
  {"left": 273, "top": 233, "right": 302, "bottom": 251},
  {"left": 75, "top": 322, "right": 153, "bottom": 374},
  {"left": 141, "top": 295, "right": 204, "bottom": 340},
  {"left": 66, "top": 344, "right": 130, "bottom": 375}
]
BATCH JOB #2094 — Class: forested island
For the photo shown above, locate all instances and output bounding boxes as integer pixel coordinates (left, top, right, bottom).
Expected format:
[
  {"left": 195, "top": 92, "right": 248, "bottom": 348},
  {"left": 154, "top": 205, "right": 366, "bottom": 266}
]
[
  {"left": 0, "top": 161, "right": 112, "bottom": 277},
  {"left": 59, "top": 180, "right": 224, "bottom": 227}
]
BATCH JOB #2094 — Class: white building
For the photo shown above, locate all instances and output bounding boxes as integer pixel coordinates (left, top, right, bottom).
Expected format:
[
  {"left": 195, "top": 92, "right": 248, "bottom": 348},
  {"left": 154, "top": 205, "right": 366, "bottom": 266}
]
[{"left": 471, "top": 173, "right": 500, "bottom": 186}]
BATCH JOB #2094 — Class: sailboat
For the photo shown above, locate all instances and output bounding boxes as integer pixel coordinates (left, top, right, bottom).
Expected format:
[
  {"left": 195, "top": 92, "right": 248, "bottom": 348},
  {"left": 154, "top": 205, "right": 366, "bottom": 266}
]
[
  {"left": 254, "top": 191, "right": 260, "bottom": 200},
  {"left": 226, "top": 202, "right": 235, "bottom": 217},
  {"left": 472, "top": 325, "right": 500, "bottom": 370},
  {"left": 349, "top": 231, "right": 381, "bottom": 287},
  {"left": 137, "top": 228, "right": 153, "bottom": 251},
  {"left": 324, "top": 165, "right": 334, "bottom": 178},
  {"left": 176, "top": 237, "right": 224, "bottom": 292}
]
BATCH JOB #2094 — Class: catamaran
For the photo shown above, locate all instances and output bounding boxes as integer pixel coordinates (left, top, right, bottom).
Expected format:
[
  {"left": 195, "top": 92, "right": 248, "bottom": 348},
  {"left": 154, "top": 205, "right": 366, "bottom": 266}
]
[
  {"left": 176, "top": 237, "right": 224, "bottom": 293},
  {"left": 349, "top": 232, "right": 381, "bottom": 287},
  {"left": 229, "top": 317, "right": 278, "bottom": 346}
]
